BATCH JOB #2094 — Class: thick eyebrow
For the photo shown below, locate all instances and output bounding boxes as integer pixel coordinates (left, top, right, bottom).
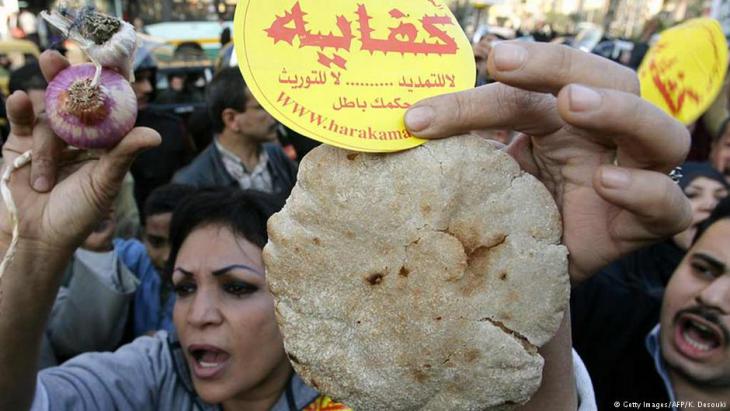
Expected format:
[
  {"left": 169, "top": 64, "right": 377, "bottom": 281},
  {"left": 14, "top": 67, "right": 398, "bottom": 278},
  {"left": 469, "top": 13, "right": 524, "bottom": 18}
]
[
  {"left": 212, "top": 264, "right": 263, "bottom": 277},
  {"left": 691, "top": 253, "right": 727, "bottom": 273},
  {"left": 173, "top": 264, "right": 264, "bottom": 277},
  {"left": 174, "top": 267, "right": 194, "bottom": 277}
]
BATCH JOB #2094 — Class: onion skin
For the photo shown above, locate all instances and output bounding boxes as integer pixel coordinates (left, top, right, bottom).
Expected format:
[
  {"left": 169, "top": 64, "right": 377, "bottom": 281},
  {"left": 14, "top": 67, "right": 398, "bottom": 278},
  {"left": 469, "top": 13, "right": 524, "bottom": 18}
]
[{"left": 45, "top": 63, "right": 137, "bottom": 149}]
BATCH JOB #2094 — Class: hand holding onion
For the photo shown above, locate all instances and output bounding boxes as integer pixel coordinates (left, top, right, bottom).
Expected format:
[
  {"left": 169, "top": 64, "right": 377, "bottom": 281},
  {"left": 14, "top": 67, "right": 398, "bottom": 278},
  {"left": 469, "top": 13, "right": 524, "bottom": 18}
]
[
  {"left": 0, "top": 49, "right": 159, "bottom": 253},
  {"left": 0, "top": 6, "right": 147, "bottom": 290},
  {"left": 0, "top": 50, "right": 160, "bottom": 291}
]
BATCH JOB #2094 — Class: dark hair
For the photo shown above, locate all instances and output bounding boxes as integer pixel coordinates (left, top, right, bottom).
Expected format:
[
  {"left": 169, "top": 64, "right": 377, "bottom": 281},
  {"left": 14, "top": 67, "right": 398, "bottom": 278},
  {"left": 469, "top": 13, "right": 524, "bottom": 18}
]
[
  {"left": 220, "top": 27, "right": 231, "bottom": 46},
  {"left": 692, "top": 196, "right": 730, "bottom": 246},
  {"left": 165, "top": 187, "right": 285, "bottom": 279},
  {"left": 206, "top": 67, "right": 247, "bottom": 133},
  {"left": 9, "top": 62, "right": 47, "bottom": 93},
  {"left": 143, "top": 184, "right": 196, "bottom": 221}
]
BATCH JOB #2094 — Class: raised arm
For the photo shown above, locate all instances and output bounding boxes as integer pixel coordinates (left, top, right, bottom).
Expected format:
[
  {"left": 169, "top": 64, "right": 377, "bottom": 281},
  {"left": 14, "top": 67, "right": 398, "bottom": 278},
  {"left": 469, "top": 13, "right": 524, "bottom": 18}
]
[
  {"left": 404, "top": 42, "right": 693, "bottom": 409},
  {"left": 0, "top": 50, "right": 159, "bottom": 411}
]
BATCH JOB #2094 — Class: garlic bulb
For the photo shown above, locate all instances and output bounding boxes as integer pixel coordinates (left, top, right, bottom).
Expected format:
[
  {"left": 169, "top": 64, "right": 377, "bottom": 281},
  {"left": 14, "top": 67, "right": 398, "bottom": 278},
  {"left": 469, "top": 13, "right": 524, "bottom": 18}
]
[{"left": 41, "top": 6, "right": 137, "bottom": 82}]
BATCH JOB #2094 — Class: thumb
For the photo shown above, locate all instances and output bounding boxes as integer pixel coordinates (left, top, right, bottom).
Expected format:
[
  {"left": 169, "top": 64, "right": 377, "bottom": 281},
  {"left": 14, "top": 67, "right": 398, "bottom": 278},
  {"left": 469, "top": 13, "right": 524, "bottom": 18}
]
[{"left": 91, "top": 127, "right": 160, "bottom": 204}]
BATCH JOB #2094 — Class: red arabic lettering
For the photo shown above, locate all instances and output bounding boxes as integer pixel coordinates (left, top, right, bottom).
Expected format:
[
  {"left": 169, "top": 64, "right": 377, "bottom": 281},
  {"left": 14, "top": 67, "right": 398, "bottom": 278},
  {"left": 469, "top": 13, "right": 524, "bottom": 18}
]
[
  {"left": 265, "top": 1, "right": 353, "bottom": 50},
  {"left": 317, "top": 52, "right": 347, "bottom": 69},
  {"left": 356, "top": 5, "right": 457, "bottom": 55},
  {"left": 426, "top": 0, "right": 446, "bottom": 10},
  {"left": 647, "top": 50, "right": 700, "bottom": 115},
  {"left": 266, "top": 2, "right": 458, "bottom": 58}
]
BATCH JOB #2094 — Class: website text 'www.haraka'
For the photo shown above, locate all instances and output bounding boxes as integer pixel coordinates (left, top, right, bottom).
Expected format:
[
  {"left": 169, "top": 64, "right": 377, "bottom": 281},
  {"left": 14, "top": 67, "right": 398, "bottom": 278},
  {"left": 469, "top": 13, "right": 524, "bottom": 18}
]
[{"left": 276, "top": 91, "right": 413, "bottom": 141}]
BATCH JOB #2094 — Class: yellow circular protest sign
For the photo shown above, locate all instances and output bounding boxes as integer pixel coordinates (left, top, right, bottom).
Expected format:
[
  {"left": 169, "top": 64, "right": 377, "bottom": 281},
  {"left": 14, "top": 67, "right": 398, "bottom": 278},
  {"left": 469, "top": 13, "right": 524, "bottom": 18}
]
[
  {"left": 234, "top": 0, "right": 475, "bottom": 152},
  {"left": 638, "top": 18, "right": 728, "bottom": 125}
]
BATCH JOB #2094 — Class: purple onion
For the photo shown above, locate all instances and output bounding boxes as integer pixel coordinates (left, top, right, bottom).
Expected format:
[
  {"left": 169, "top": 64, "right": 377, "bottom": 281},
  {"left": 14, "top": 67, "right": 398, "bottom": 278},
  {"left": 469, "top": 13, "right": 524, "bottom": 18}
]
[{"left": 45, "top": 63, "right": 137, "bottom": 149}]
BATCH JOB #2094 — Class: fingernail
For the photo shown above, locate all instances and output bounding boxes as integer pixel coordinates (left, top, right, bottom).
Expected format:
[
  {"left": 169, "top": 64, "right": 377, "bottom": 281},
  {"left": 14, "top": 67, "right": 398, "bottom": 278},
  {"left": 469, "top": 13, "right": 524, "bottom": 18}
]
[
  {"left": 601, "top": 167, "right": 631, "bottom": 189},
  {"left": 405, "top": 106, "right": 434, "bottom": 132},
  {"left": 569, "top": 85, "right": 602, "bottom": 112},
  {"left": 493, "top": 43, "right": 527, "bottom": 71},
  {"left": 33, "top": 176, "right": 50, "bottom": 192}
]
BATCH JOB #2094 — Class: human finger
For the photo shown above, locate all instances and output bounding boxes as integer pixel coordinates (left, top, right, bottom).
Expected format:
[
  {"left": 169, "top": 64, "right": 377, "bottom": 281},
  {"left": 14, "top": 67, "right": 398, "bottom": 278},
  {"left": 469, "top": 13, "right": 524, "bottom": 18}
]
[
  {"left": 556, "top": 84, "right": 690, "bottom": 173},
  {"left": 30, "top": 112, "right": 67, "bottom": 192},
  {"left": 6, "top": 91, "right": 35, "bottom": 139},
  {"left": 404, "top": 83, "right": 561, "bottom": 138},
  {"left": 39, "top": 49, "right": 70, "bottom": 82},
  {"left": 570, "top": 166, "right": 692, "bottom": 282},
  {"left": 486, "top": 41, "right": 640, "bottom": 96}
]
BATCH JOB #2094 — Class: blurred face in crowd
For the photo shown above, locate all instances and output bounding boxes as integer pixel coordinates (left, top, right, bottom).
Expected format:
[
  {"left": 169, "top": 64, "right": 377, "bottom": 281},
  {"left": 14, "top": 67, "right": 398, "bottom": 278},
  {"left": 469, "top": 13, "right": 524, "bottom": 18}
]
[
  {"left": 661, "top": 219, "right": 730, "bottom": 387},
  {"left": 132, "top": 69, "right": 154, "bottom": 110},
  {"left": 144, "top": 212, "right": 172, "bottom": 272},
  {"left": 172, "top": 224, "right": 290, "bottom": 406},
  {"left": 474, "top": 34, "right": 498, "bottom": 83},
  {"left": 711, "top": 129, "right": 730, "bottom": 185},
  {"left": 229, "top": 89, "right": 277, "bottom": 143},
  {"left": 673, "top": 177, "right": 728, "bottom": 250}
]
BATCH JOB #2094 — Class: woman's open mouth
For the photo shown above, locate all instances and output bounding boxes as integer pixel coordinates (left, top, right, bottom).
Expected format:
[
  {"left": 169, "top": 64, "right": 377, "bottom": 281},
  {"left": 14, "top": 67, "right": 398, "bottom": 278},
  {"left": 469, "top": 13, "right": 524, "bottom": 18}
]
[
  {"left": 674, "top": 314, "right": 726, "bottom": 360},
  {"left": 188, "top": 344, "right": 232, "bottom": 380}
]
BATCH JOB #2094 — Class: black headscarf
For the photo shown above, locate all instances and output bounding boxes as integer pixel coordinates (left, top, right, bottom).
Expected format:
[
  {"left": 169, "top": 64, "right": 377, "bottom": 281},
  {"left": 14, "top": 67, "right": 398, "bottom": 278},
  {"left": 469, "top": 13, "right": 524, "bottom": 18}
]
[{"left": 677, "top": 161, "right": 728, "bottom": 191}]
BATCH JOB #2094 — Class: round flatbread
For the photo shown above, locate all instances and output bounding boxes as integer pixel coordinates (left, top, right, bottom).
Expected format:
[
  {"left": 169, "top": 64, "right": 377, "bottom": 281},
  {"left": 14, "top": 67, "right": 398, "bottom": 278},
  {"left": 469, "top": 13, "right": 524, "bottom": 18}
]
[{"left": 264, "top": 135, "right": 569, "bottom": 410}]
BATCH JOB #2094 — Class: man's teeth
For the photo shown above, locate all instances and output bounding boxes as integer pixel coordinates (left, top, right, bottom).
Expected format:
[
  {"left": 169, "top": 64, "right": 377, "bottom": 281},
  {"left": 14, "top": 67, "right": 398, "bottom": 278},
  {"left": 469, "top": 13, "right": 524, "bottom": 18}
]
[
  {"left": 684, "top": 329, "right": 712, "bottom": 351},
  {"left": 693, "top": 322, "right": 712, "bottom": 333}
]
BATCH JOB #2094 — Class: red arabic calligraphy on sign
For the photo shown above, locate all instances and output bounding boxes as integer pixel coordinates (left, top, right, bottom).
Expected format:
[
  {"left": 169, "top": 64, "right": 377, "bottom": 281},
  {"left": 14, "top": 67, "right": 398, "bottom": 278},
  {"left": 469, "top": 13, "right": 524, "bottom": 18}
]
[
  {"left": 265, "top": 1, "right": 459, "bottom": 69},
  {"left": 641, "top": 24, "right": 722, "bottom": 116},
  {"left": 646, "top": 51, "right": 700, "bottom": 116}
]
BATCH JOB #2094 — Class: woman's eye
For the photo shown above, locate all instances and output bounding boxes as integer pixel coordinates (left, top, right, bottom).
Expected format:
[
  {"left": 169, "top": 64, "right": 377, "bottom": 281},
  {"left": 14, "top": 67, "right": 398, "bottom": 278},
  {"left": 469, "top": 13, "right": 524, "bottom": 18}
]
[
  {"left": 173, "top": 283, "right": 196, "bottom": 297},
  {"left": 223, "top": 282, "right": 257, "bottom": 296},
  {"left": 685, "top": 192, "right": 699, "bottom": 199}
]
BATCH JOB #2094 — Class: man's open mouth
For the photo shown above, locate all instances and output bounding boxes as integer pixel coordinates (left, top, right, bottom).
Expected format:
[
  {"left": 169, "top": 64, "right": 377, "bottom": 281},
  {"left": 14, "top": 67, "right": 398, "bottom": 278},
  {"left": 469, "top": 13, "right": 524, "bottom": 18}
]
[{"left": 675, "top": 313, "right": 726, "bottom": 359}]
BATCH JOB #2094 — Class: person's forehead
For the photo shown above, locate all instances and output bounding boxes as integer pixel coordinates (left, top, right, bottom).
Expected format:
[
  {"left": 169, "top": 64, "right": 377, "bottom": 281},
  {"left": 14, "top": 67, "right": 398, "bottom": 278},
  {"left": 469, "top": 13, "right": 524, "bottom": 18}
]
[
  {"left": 692, "top": 219, "right": 730, "bottom": 257},
  {"left": 145, "top": 212, "right": 172, "bottom": 233},
  {"left": 687, "top": 176, "right": 725, "bottom": 190},
  {"left": 177, "top": 225, "right": 263, "bottom": 267}
]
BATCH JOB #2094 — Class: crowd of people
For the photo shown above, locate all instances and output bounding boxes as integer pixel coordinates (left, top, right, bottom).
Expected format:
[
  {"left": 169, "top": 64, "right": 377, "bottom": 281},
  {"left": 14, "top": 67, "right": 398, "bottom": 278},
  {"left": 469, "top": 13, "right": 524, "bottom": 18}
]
[{"left": 0, "top": 10, "right": 727, "bottom": 411}]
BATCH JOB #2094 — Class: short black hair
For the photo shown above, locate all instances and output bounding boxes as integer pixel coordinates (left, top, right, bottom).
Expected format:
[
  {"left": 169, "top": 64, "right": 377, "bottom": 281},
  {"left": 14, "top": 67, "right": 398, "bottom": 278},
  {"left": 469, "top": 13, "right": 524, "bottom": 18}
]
[
  {"left": 9, "top": 62, "right": 47, "bottom": 93},
  {"left": 220, "top": 27, "right": 231, "bottom": 46},
  {"left": 143, "top": 184, "right": 196, "bottom": 222},
  {"left": 207, "top": 67, "right": 247, "bottom": 133},
  {"left": 165, "top": 187, "right": 285, "bottom": 279},
  {"left": 692, "top": 196, "right": 730, "bottom": 245}
]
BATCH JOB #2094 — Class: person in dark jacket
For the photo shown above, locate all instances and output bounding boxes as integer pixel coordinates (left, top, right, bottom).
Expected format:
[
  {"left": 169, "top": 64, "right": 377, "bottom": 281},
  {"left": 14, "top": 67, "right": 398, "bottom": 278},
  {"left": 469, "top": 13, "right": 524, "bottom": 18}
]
[
  {"left": 130, "top": 45, "right": 195, "bottom": 214},
  {"left": 572, "top": 163, "right": 729, "bottom": 409},
  {"left": 174, "top": 68, "right": 297, "bottom": 196}
]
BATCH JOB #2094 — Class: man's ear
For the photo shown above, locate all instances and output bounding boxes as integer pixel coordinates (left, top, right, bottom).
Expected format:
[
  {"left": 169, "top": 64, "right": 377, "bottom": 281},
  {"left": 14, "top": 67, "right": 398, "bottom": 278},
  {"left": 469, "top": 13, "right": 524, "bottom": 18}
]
[{"left": 221, "top": 108, "right": 240, "bottom": 132}]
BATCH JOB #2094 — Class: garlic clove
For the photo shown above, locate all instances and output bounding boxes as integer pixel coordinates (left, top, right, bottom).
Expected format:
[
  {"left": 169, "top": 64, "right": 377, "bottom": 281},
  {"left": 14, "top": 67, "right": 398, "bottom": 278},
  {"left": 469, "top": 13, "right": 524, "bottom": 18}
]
[{"left": 41, "top": 7, "right": 137, "bottom": 80}]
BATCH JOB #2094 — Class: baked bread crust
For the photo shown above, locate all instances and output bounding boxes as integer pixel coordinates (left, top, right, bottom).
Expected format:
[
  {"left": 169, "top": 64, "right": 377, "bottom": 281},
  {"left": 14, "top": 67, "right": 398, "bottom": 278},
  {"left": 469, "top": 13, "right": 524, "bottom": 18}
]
[{"left": 264, "top": 135, "right": 569, "bottom": 410}]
